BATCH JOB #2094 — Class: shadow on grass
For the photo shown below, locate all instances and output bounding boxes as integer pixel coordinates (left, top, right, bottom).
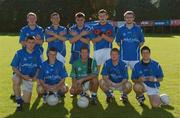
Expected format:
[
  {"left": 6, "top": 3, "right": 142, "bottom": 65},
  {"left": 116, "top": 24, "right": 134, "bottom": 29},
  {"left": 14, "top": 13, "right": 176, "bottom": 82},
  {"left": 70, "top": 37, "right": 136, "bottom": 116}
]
[
  {"left": 103, "top": 99, "right": 141, "bottom": 118},
  {"left": 4, "top": 96, "right": 175, "bottom": 118},
  {"left": 70, "top": 97, "right": 104, "bottom": 118},
  {"left": 4, "top": 96, "right": 68, "bottom": 118},
  {"left": 0, "top": 33, "right": 18, "bottom": 36},
  {"left": 141, "top": 104, "right": 175, "bottom": 118},
  {"left": 144, "top": 33, "right": 179, "bottom": 38}
]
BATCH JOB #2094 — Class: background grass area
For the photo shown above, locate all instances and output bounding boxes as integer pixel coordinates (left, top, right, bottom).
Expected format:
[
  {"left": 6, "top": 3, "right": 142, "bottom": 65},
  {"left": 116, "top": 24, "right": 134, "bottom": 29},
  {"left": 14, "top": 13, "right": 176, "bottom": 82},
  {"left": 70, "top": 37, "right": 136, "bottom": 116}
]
[{"left": 0, "top": 34, "right": 180, "bottom": 118}]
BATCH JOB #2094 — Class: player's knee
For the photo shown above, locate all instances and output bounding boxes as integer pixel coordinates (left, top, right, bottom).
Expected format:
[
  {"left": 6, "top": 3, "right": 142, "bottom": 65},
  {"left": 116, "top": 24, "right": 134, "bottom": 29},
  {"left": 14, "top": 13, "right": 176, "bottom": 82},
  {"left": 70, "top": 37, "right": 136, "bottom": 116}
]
[
  {"left": 70, "top": 87, "right": 76, "bottom": 95},
  {"left": 36, "top": 85, "right": 44, "bottom": 95},
  {"left": 133, "top": 83, "right": 145, "bottom": 94},
  {"left": 99, "top": 79, "right": 105, "bottom": 87},
  {"left": 91, "top": 77, "right": 99, "bottom": 86},
  {"left": 123, "top": 81, "right": 132, "bottom": 94}
]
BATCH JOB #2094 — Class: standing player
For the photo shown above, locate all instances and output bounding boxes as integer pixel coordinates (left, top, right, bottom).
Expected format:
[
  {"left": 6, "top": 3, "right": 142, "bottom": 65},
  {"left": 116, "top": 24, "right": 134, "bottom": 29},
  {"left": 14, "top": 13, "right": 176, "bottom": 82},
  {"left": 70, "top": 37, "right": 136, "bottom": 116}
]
[
  {"left": 116, "top": 11, "right": 144, "bottom": 69},
  {"left": 91, "top": 9, "right": 115, "bottom": 72},
  {"left": 131, "top": 46, "right": 164, "bottom": 107},
  {"left": 11, "top": 36, "right": 42, "bottom": 111},
  {"left": 70, "top": 46, "right": 99, "bottom": 105},
  {"left": 19, "top": 12, "right": 44, "bottom": 60},
  {"left": 100, "top": 48, "right": 132, "bottom": 104},
  {"left": 45, "top": 12, "right": 67, "bottom": 64},
  {"left": 39, "top": 47, "right": 68, "bottom": 103},
  {"left": 69, "top": 12, "right": 91, "bottom": 64}
]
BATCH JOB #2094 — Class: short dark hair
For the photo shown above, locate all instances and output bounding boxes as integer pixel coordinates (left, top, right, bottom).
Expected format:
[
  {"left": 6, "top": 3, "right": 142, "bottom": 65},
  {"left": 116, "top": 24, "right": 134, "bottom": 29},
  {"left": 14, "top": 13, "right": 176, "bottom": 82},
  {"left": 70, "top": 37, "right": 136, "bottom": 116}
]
[
  {"left": 98, "top": 9, "right": 108, "bottom": 15},
  {"left": 80, "top": 46, "right": 88, "bottom": 52},
  {"left": 124, "top": 11, "right": 135, "bottom": 17},
  {"left": 75, "top": 12, "right": 85, "bottom": 18},
  {"left": 26, "top": 36, "right": 35, "bottom": 41},
  {"left": 141, "top": 46, "right": 151, "bottom": 53},
  {"left": 48, "top": 47, "right": 57, "bottom": 53},
  {"left": 111, "top": 48, "right": 119, "bottom": 54},
  {"left": 51, "top": 12, "right": 60, "bottom": 18}
]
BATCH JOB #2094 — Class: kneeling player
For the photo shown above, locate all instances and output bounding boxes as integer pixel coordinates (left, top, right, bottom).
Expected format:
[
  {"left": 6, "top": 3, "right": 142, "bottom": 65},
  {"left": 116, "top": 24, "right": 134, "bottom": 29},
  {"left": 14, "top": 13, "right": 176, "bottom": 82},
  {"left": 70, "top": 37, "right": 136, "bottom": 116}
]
[
  {"left": 99, "top": 48, "right": 132, "bottom": 104},
  {"left": 70, "top": 46, "right": 99, "bottom": 105},
  {"left": 131, "top": 46, "right": 164, "bottom": 108},
  {"left": 11, "top": 36, "right": 42, "bottom": 111},
  {"left": 38, "top": 47, "right": 68, "bottom": 104}
]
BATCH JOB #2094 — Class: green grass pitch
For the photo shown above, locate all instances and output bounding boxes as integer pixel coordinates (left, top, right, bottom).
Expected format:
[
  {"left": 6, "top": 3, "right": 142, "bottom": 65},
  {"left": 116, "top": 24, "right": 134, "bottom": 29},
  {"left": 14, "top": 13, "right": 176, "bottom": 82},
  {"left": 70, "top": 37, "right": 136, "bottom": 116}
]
[{"left": 0, "top": 34, "right": 180, "bottom": 118}]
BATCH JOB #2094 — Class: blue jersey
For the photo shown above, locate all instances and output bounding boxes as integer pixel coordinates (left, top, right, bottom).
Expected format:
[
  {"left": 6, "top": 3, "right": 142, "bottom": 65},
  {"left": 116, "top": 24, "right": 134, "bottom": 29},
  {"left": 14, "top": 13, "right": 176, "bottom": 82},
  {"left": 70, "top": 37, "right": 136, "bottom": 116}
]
[
  {"left": 39, "top": 60, "right": 68, "bottom": 85},
  {"left": 11, "top": 48, "right": 42, "bottom": 77},
  {"left": 19, "top": 25, "right": 44, "bottom": 53},
  {"left": 101, "top": 59, "right": 128, "bottom": 83},
  {"left": 45, "top": 25, "right": 67, "bottom": 57},
  {"left": 69, "top": 24, "right": 91, "bottom": 64},
  {"left": 91, "top": 22, "right": 115, "bottom": 50},
  {"left": 131, "top": 60, "right": 164, "bottom": 88},
  {"left": 116, "top": 24, "right": 144, "bottom": 61},
  {"left": 69, "top": 24, "right": 91, "bottom": 52}
]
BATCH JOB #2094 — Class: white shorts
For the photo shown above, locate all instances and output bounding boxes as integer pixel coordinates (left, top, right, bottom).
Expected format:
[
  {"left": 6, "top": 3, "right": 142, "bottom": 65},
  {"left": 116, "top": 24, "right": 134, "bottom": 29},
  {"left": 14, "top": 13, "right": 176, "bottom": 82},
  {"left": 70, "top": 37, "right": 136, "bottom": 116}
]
[
  {"left": 108, "top": 80, "right": 123, "bottom": 92},
  {"left": 13, "top": 74, "right": 33, "bottom": 92},
  {"left": 122, "top": 60, "right": 139, "bottom": 69},
  {"left": 57, "top": 52, "right": 65, "bottom": 64},
  {"left": 143, "top": 83, "right": 159, "bottom": 96},
  {"left": 94, "top": 48, "right": 111, "bottom": 65}
]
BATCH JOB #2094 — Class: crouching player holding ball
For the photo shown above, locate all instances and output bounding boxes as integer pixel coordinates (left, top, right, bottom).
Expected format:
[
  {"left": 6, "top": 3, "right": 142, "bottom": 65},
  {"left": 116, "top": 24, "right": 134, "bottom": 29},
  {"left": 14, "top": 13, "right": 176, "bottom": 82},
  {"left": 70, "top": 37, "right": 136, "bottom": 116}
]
[
  {"left": 131, "top": 46, "right": 164, "bottom": 108},
  {"left": 11, "top": 36, "right": 42, "bottom": 111},
  {"left": 38, "top": 47, "right": 68, "bottom": 105},
  {"left": 70, "top": 46, "right": 99, "bottom": 105},
  {"left": 99, "top": 48, "right": 132, "bottom": 104}
]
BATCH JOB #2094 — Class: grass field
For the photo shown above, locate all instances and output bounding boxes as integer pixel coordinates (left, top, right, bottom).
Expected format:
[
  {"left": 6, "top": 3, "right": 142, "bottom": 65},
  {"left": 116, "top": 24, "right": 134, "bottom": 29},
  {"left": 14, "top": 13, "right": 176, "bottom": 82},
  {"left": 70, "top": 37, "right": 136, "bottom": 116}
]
[{"left": 0, "top": 34, "right": 180, "bottom": 118}]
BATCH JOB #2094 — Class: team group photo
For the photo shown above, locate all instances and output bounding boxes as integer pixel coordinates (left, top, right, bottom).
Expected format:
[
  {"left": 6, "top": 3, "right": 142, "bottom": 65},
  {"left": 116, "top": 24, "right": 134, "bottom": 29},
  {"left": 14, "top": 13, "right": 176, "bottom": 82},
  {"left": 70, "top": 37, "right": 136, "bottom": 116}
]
[{"left": 0, "top": 0, "right": 180, "bottom": 118}]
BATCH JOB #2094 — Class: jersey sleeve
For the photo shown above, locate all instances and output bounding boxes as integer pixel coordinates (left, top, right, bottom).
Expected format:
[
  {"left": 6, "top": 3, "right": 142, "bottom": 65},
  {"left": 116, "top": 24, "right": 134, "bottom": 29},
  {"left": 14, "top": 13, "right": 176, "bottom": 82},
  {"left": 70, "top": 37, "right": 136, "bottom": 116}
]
[
  {"left": 91, "top": 60, "right": 98, "bottom": 76},
  {"left": 11, "top": 52, "right": 20, "bottom": 69},
  {"left": 38, "top": 65, "right": 44, "bottom": 80},
  {"left": 139, "top": 27, "right": 145, "bottom": 43},
  {"left": 70, "top": 63, "right": 77, "bottom": 79},
  {"left": 39, "top": 28, "right": 45, "bottom": 41},
  {"left": 59, "top": 65, "right": 68, "bottom": 79},
  {"left": 131, "top": 64, "right": 141, "bottom": 80},
  {"left": 115, "top": 28, "right": 123, "bottom": 44},
  {"left": 19, "top": 28, "right": 26, "bottom": 43},
  {"left": 122, "top": 64, "right": 128, "bottom": 79},
  {"left": 101, "top": 62, "right": 109, "bottom": 76},
  {"left": 156, "top": 64, "right": 164, "bottom": 78},
  {"left": 45, "top": 27, "right": 52, "bottom": 41}
]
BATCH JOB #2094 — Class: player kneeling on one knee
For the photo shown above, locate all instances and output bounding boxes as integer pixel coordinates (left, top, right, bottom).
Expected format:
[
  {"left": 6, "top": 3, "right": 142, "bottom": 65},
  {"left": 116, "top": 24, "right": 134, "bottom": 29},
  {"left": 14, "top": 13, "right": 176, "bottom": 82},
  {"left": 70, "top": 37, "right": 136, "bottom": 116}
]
[
  {"left": 11, "top": 36, "right": 42, "bottom": 111},
  {"left": 131, "top": 46, "right": 164, "bottom": 108},
  {"left": 38, "top": 47, "right": 68, "bottom": 105},
  {"left": 99, "top": 48, "right": 132, "bottom": 104},
  {"left": 70, "top": 46, "right": 99, "bottom": 105}
]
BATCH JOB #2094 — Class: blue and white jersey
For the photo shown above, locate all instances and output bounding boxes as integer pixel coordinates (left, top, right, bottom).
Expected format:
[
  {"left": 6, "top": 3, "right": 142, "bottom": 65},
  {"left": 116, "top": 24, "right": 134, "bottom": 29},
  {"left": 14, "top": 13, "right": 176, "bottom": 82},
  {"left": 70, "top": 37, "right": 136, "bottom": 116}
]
[
  {"left": 116, "top": 24, "right": 144, "bottom": 61},
  {"left": 11, "top": 48, "right": 42, "bottom": 77},
  {"left": 39, "top": 60, "right": 68, "bottom": 85},
  {"left": 91, "top": 22, "right": 115, "bottom": 50},
  {"left": 69, "top": 24, "right": 91, "bottom": 53},
  {"left": 131, "top": 60, "right": 164, "bottom": 88},
  {"left": 101, "top": 59, "right": 128, "bottom": 83},
  {"left": 19, "top": 25, "right": 44, "bottom": 53},
  {"left": 45, "top": 25, "right": 67, "bottom": 57}
]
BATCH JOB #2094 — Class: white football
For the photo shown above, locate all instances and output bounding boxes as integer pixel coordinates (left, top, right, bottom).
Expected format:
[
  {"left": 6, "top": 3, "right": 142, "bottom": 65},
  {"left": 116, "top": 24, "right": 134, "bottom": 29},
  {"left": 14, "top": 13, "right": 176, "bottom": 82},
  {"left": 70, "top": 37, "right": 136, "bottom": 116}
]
[
  {"left": 46, "top": 94, "right": 59, "bottom": 106},
  {"left": 77, "top": 96, "right": 89, "bottom": 108},
  {"left": 160, "top": 94, "right": 170, "bottom": 105}
]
